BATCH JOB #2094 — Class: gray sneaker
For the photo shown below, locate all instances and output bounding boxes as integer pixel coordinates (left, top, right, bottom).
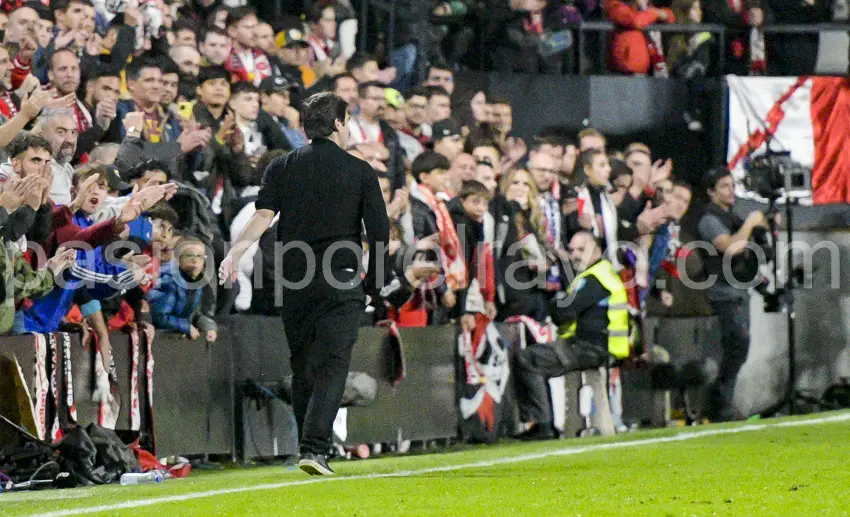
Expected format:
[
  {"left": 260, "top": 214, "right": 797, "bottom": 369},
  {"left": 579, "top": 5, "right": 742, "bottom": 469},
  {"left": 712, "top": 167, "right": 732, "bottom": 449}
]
[{"left": 298, "top": 453, "right": 335, "bottom": 476}]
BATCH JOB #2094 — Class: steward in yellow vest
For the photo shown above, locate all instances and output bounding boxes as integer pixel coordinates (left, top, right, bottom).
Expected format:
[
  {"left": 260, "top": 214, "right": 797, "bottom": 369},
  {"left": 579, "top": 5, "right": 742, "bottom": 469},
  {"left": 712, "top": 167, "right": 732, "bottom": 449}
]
[{"left": 514, "top": 232, "right": 630, "bottom": 440}]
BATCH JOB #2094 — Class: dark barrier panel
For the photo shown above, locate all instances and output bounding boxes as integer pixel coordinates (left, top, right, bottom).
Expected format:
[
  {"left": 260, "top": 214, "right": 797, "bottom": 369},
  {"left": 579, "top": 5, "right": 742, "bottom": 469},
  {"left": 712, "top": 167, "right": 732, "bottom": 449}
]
[
  {"left": 152, "top": 335, "right": 210, "bottom": 457},
  {"left": 455, "top": 72, "right": 722, "bottom": 185}
]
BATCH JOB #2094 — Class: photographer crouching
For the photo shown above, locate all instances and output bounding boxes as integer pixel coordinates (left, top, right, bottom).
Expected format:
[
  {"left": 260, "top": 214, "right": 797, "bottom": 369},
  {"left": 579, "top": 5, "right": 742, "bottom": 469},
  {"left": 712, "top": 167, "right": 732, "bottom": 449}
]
[{"left": 696, "top": 168, "right": 771, "bottom": 422}]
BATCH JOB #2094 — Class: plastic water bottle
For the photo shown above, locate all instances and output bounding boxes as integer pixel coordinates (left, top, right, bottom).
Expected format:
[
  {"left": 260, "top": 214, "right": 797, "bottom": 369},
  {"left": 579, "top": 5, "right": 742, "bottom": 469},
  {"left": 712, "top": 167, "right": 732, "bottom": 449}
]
[{"left": 120, "top": 471, "right": 164, "bottom": 486}]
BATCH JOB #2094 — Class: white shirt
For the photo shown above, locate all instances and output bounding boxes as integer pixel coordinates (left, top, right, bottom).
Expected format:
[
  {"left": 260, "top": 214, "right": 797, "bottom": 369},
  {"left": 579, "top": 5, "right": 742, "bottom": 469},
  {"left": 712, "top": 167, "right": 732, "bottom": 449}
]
[
  {"left": 347, "top": 117, "right": 382, "bottom": 145},
  {"left": 50, "top": 162, "right": 74, "bottom": 207}
]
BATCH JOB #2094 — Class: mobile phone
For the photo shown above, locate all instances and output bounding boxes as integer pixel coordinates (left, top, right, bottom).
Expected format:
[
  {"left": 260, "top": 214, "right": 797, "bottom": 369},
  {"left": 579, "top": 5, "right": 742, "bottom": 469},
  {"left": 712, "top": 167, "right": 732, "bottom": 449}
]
[{"left": 177, "top": 101, "right": 194, "bottom": 120}]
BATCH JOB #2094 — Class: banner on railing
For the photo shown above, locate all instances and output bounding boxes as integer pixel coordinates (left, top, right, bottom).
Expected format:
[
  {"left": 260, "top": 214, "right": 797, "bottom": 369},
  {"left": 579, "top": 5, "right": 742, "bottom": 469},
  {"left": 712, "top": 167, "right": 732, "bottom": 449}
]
[{"left": 727, "top": 76, "right": 850, "bottom": 204}]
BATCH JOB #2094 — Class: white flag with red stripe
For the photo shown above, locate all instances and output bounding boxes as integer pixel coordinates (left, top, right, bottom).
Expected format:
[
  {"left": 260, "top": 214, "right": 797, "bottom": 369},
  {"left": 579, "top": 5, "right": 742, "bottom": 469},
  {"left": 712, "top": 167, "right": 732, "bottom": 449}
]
[{"left": 726, "top": 76, "right": 850, "bottom": 204}]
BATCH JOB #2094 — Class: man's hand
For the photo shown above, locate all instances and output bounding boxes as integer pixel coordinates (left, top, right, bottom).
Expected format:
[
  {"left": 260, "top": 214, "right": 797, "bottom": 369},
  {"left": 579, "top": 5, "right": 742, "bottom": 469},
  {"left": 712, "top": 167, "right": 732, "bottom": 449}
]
[
  {"left": 0, "top": 176, "right": 32, "bottom": 212},
  {"left": 461, "top": 314, "right": 476, "bottom": 333},
  {"left": 218, "top": 252, "right": 242, "bottom": 286},
  {"left": 20, "top": 89, "right": 52, "bottom": 120},
  {"left": 386, "top": 187, "right": 409, "bottom": 219},
  {"left": 656, "top": 8, "right": 668, "bottom": 21},
  {"left": 94, "top": 101, "right": 117, "bottom": 130},
  {"left": 85, "top": 33, "right": 103, "bottom": 56},
  {"left": 636, "top": 0, "right": 650, "bottom": 9},
  {"left": 650, "top": 159, "right": 673, "bottom": 188},
  {"left": 636, "top": 201, "right": 674, "bottom": 235},
  {"left": 404, "top": 260, "right": 441, "bottom": 288},
  {"left": 46, "top": 93, "right": 77, "bottom": 111},
  {"left": 117, "top": 197, "right": 144, "bottom": 225},
  {"left": 131, "top": 182, "right": 179, "bottom": 212},
  {"left": 22, "top": 175, "right": 47, "bottom": 209},
  {"left": 660, "top": 290, "right": 674, "bottom": 307},
  {"left": 123, "top": 111, "right": 145, "bottom": 137},
  {"left": 745, "top": 210, "right": 768, "bottom": 229},
  {"left": 92, "top": 368, "right": 113, "bottom": 404},
  {"left": 443, "top": 288, "right": 457, "bottom": 308},
  {"left": 189, "top": 326, "right": 200, "bottom": 340},
  {"left": 15, "top": 74, "right": 41, "bottom": 100},
  {"left": 39, "top": 163, "right": 53, "bottom": 205},
  {"left": 206, "top": 330, "right": 217, "bottom": 342},
  {"left": 180, "top": 127, "right": 212, "bottom": 153},
  {"left": 484, "top": 301, "right": 498, "bottom": 320},
  {"left": 69, "top": 174, "right": 100, "bottom": 212},
  {"left": 55, "top": 30, "right": 81, "bottom": 49},
  {"left": 282, "top": 105, "right": 301, "bottom": 128},
  {"left": 46, "top": 247, "right": 77, "bottom": 277}
]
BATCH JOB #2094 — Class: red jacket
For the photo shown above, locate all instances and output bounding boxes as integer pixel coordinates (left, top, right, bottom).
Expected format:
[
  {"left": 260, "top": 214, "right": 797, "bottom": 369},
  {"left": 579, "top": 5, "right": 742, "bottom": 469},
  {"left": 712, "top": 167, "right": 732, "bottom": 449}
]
[{"left": 604, "top": 0, "right": 675, "bottom": 75}]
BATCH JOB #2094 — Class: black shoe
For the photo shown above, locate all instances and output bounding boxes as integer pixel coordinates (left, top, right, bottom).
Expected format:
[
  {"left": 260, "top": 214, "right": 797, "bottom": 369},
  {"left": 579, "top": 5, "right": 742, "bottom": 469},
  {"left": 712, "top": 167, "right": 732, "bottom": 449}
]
[
  {"left": 516, "top": 423, "right": 556, "bottom": 441},
  {"left": 298, "top": 453, "right": 335, "bottom": 476}
]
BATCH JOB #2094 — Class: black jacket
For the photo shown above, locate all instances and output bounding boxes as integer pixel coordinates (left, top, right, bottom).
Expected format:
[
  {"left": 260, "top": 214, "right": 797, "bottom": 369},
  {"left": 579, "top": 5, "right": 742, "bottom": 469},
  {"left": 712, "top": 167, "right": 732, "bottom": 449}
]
[
  {"left": 548, "top": 262, "right": 611, "bottom": 350},
  {"left": 255, "top": 137, "right": 390, "bottom": 295},
  {"left": 411, "top": 196, "right": 439, "bottom": 240}
]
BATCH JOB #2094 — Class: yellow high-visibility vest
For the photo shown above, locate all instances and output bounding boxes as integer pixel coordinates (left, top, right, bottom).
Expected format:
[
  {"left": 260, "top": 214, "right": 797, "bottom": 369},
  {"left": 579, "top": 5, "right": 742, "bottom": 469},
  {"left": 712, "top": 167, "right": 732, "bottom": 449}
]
[{"left": 558, "top": 260, "right": 632, "bottom": 359}]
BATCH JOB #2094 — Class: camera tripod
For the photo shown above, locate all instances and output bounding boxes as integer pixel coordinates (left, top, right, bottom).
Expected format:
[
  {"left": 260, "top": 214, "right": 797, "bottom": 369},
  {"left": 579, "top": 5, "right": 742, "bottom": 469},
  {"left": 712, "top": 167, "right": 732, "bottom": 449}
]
[{"left": 762, "top": 195, "right": 815, "bottom": 415}]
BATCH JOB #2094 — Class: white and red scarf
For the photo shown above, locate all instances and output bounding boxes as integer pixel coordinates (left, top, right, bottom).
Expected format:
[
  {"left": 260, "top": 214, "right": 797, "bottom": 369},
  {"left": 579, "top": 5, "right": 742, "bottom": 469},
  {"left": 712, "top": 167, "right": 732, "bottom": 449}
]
[
  {"left": 226, "top": 49, "right": 272, "bottom": 86},
  {"left": 576, "top": 185, "right": 621, "bottom": 269},
  {"left": 412, "top": 184, "right": 468, "bottom": 291}
]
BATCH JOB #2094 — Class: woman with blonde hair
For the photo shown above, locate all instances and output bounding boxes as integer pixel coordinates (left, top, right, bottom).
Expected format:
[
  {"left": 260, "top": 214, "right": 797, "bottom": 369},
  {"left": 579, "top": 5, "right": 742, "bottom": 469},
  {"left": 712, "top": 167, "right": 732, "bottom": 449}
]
[{"left": 490, "top": 167, "right": 551, "bottom": 321}]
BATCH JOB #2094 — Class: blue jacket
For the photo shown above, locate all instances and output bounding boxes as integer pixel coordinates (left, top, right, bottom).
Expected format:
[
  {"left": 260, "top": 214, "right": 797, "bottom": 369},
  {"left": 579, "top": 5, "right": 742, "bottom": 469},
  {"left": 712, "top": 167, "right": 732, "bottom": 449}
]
[
  {"left": 21, "top": 211, "right": 137, "bottom": 333},
  {"left": 148, "top": 262, "right": 203, "bottom": 335}
]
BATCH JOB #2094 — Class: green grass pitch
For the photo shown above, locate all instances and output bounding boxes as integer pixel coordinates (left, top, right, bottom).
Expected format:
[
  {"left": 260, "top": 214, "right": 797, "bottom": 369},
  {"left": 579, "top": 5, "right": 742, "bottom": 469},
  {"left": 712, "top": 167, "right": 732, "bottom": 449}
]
[{"left": 3, "top": 411, "right": 850, "bottom": 517}]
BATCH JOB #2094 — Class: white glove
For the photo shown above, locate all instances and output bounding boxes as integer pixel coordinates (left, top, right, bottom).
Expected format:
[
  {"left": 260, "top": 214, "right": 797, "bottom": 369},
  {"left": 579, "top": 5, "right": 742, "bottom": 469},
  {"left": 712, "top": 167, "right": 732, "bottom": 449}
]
[{"left": 92, "top": 369, "right": 113, "bottom": 404}]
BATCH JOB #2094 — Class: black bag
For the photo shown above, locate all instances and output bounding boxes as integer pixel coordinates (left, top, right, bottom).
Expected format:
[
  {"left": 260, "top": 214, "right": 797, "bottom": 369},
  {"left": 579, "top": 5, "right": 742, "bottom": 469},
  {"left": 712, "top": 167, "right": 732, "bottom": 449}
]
[
  {"left": 86, "top": 424, "right": 140, "bottom": 482},
  {"left": 0, "top": 440, "right": 60, "bottom": 484},
  {"left": 53, "top": 426, "right": 109, "bottom": 485}
]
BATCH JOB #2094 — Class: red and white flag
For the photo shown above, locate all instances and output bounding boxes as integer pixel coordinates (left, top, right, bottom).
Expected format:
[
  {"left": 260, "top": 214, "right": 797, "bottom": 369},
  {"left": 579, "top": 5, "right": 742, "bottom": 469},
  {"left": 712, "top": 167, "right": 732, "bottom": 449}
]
[{"left": 726, "top": 76, "right": 850, "bottom": 204}]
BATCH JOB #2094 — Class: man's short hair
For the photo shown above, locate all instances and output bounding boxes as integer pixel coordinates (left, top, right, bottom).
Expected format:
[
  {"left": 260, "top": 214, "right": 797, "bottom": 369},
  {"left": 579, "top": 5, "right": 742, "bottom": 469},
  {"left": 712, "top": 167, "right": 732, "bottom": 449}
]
[
  {"left": 53, "top": 0, "right": 93, "bottom": 11},
  {"left": 332, "top": 73, "right": 355, "bottom": 90},
  {"left": 578, "top": 128, "right": 606, "bottom": 142},
  {"left": 530, "top": 134, "right": 566, "bottom": 152},
  {"left": 197, "top": 65, "right": 230, "bottom": 84},
  {"left": 624, "top": 142, "right": 651, "bottom": 160},
  {"left": 702, "top": 167, "right": 732, "bottom": 192},
  {"left": 88, "top": 143, "right": 120, "bottom": 164},
  {"left": 73, "top": 164, "right": 111, "bottom": 188},
  {"left": 302, "top": 92, "right": 348, "bottom": 140},
  {"left": 160, "top": 56, "right": 181, "bottom": 76},
  {"left": 671, "top": 179, "right": 692, "bottom": 191},
  {"left": 173, "top": 18, "right": 197, "bottom": 35},
  {"left": 126, "top": 56, "right": 162, "bottom": 82},
  {"left": 49, "top": 48, "right": 78, "bottom": 70},
  {"left": 424, "top": 85, "right": 450, "bottom": 100},
  {"left": 466, "top": 136, "right": 503, "bottom": 158},
  {"left": 576, "top": 148, "right": 605, "bottom": 172},
  {"left": 404, "top": 86, "right": 429, "bottom": 100},
  {"left": 87, "top": 66, "right": 121, "bottom": 82},
  {"left": 489, "top": 96, "right": 511, "bottom": 107},
  {"left": 357, "top": 81, "right": 385, "bottom": 98},
  {"left": 6, "top": 133, "right": 51, "bottom": 159},
  {"left": 226, "top": 6, "right": 256, "bottom": 27},
  {"left": 610, "top": 157, "right": 632, "bottom": 182},
  {"left": 345, "top": 52, "right": 376, "bottom": 74},
  {"left": 231, "top": 81, "right": 259, "bottom": 97},
  {"left": 123, "top": 159, "right": 171, "bottom": 181},
  {"left": 427, "top": 61, "right": 453, "bottom": 76},
  {"left": 146, "top": 201, "right": 180, "bottom": 226},
  {"left": 411, "top": 151, "right": 450, "bottom": 183},
  {"left": 459, "top": 180, "right": 492, "bottom": 200},
  {"left": 202, "top": 25, "right": 229, "bottom": 42}
]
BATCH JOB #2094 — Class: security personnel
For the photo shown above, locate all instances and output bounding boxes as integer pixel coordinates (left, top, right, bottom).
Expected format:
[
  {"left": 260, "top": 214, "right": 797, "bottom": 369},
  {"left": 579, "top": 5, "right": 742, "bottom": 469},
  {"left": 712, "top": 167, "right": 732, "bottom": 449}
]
[
  {"left": 513, "top": 231, "right": 631, "bottom": 440},
  {"left": 220, "top": 92, "right": 391, "bottom": 476}
]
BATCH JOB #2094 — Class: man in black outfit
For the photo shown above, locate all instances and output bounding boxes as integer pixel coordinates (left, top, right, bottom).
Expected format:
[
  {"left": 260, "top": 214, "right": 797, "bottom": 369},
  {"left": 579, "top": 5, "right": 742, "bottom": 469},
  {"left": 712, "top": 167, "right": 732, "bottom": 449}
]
[
  {"left": 696, "top": 168, "right": 767, "bottom": 421},
  {"left": 219, "top": 92, "right": 391, "bottom": 476}
]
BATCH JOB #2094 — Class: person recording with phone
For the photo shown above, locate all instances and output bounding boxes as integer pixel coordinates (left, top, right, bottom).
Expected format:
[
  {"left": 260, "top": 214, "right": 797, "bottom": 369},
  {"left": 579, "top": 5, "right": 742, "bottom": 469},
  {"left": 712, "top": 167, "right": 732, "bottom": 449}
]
[{"left": 696, "top": 167, "right": 769, "bottom": 422}]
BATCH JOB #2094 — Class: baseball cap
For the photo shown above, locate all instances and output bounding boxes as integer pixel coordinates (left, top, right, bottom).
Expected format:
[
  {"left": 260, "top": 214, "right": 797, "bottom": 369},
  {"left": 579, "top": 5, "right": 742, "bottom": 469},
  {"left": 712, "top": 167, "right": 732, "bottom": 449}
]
[
  {"left": 104, "top": 165, "right": 132, "bottom": 193},
  {"left": 432, "top": 119, "right": 462, "bottom": 141},
  {"left": 385, "top": 88, "right": 404, "bottom": 109},
  {"left": 274, "top": 17, "right": 310, "bottom": 49},
  {"left": 260, "top": 76, "right": 296, "bottom": 94}
]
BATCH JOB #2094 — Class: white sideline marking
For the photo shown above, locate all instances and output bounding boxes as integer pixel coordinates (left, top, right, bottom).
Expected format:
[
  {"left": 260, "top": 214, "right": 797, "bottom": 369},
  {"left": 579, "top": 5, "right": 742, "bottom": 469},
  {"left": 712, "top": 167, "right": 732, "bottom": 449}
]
[{"left": 23, "top": 413, "right": 850, "bottom": 517}]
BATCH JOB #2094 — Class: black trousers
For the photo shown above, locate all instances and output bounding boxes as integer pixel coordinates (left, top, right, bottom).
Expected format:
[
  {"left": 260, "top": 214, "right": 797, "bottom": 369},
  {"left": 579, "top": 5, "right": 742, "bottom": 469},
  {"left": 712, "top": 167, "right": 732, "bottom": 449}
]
[
  {"left": 708, "top": 299, "right": 750, "bottom": 421},
  {"left": 281, "top": 269, "right": 364, "bottom": 455},
  {"left": 513, "top": 338, "right": 608, "bottom": 425}
]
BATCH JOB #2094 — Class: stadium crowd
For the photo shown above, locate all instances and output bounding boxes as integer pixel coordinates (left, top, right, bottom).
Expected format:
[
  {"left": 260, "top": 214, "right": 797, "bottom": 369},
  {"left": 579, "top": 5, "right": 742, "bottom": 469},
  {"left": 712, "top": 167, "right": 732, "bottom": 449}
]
[{"left": 0, "top": 0, "right": 831, "bottom": 428}]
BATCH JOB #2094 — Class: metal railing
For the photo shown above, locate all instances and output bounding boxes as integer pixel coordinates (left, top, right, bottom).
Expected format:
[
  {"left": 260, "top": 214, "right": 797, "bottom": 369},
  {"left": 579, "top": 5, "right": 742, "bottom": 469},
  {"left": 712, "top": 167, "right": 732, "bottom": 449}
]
[{"left": 356, "top": 0, "right": 848, "bottom": 76}]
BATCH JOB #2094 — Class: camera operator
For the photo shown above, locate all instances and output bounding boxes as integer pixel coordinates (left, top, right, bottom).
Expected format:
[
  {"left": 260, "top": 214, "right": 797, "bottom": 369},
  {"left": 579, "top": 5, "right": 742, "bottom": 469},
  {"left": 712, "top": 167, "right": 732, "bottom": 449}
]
[{"left": 696, "top": 167, "right": 770, "bottom": 422}]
